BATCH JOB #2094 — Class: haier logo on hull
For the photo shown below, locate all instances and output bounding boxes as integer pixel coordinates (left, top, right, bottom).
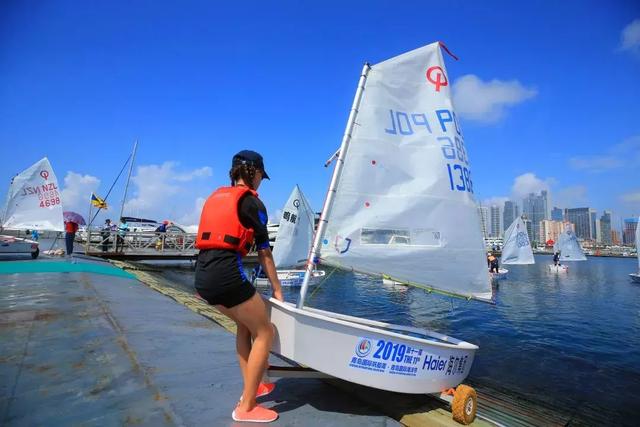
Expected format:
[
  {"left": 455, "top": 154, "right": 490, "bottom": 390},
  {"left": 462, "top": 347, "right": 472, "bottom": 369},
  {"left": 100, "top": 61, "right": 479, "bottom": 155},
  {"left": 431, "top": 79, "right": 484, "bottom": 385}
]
[
  {"left": 422, "top": 354, "right": 469, "bottom": 376},
  {"left": 422, "top": 354, "right": 446, "bottom": 371}
]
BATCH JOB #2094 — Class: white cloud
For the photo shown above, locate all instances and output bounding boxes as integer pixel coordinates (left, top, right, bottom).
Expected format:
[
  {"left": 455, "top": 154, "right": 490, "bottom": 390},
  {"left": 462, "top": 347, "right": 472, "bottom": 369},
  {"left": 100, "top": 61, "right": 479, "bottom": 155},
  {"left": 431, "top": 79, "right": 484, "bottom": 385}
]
[
  {"left": 174, "top": 166, "right": 213, "bottom": 182},
  {"left": 554, "top": 185, "right": 588, "bottom": 208},
  {"left": 569, "top": 135, "right": 640, "bottom": 172},
  {"left": 125, "top": 162, "right": 212, "bottom": 223},
  {"left": 482, "top": 196, "right": 509, "bottom": 208},
  {"left": 60, "top": 172, "right": 101, "bottom": 215},
  {"left": 619, "top": 19, "right": 640, "bottom": 53},
  {"left": 510, "top": 173, "right": 550, "bottom": 200},
  {"left": 452, "top": 74, "right": 537, "bottom": 123},
  {"left": 568, "top": 156, "right": 622, "bottom": 172},
  {"left": 620, "top": 191, "right": 640, "bottom": 204},
  {"left": 177, "top": 196, "right": 206, "bottom": 229}
]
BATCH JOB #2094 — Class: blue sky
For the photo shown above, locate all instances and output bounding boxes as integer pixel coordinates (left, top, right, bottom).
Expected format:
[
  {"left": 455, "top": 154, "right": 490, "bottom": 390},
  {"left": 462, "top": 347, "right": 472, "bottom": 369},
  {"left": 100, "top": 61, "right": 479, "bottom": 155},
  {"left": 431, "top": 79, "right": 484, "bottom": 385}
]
[{"left": 1, "top": 0, "right": 639, "bottom": 229}]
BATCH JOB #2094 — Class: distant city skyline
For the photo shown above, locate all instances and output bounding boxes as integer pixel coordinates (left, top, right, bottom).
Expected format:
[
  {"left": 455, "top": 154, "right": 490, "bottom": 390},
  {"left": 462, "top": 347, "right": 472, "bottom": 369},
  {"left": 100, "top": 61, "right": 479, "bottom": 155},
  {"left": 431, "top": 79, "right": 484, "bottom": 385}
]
[{"left": 480, "top": 189, "right": 638, "bottom": 245}]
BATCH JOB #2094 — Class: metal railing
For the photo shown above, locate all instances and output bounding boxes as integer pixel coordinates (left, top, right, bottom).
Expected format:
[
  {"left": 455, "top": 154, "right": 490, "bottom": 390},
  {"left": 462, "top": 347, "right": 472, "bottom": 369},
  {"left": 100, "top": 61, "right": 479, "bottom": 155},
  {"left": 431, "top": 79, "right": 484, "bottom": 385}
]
[{"left": 81, "top": 230, "right": 197, "bottom": 255}]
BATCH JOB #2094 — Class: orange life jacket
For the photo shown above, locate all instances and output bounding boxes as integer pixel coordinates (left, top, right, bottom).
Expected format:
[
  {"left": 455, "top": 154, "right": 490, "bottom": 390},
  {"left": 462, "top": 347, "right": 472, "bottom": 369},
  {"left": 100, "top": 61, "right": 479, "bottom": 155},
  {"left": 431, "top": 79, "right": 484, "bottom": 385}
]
[{"left": 195, "top": 186, "right": 258, "bottom": 255}]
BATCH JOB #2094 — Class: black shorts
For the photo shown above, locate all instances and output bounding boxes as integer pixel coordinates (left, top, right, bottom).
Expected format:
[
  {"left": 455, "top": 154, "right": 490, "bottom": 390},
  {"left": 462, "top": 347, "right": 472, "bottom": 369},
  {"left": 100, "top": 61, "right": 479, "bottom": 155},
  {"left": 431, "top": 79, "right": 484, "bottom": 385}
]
[
  {"left": 196, "top": 282, "right": 256, "bottom": 308},
  {"left": 194, "top": 249, "right": 256, "bottom": 308}
]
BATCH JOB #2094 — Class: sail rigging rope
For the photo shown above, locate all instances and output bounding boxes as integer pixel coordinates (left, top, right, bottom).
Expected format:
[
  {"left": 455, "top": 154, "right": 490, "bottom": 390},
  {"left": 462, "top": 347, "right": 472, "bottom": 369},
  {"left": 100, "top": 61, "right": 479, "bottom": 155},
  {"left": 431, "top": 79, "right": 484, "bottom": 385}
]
[{"left": 89, "top": 153, "right": 132, "bottom": 225}]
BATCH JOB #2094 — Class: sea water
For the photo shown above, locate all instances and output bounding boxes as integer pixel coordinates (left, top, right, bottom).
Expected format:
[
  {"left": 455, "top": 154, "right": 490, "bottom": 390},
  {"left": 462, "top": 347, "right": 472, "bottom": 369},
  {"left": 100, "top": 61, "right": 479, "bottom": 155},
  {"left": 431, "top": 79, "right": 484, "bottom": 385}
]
[{"left": 162, "top": 254, "right": 640, "bottom": 424}]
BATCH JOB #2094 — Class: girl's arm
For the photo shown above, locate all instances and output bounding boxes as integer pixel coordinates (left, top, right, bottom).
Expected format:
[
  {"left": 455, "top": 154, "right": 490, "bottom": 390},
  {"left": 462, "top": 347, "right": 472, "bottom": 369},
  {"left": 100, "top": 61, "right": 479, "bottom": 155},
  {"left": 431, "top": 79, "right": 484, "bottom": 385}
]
[{"left": 258, "top": 247, "right": 283, "bottom": 301}]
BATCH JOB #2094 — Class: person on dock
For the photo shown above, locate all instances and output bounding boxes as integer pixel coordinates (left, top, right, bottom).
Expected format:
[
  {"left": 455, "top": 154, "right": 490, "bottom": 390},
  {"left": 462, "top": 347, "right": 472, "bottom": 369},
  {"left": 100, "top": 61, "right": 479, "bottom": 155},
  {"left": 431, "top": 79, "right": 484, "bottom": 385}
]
[
  {"left": 31, "top": 229, "right": 39, "bottom": 241},
  {"left": 154, "top": 220, "right": 170, "bottom": 251},
  {"left": 553, "top": 251, "right": 561, "bottom": 266},
  {"left": 194, "top": 150, "right": 283, "bottom": 423},
  {"left": 101, "top": 219, "right": 113, "bottom": 252},
  {"left": 64, "top": 220, "right": 78, "bottom": 256},
  {"left": 116, "top": 218, "right": 129, "bottom": 253}
]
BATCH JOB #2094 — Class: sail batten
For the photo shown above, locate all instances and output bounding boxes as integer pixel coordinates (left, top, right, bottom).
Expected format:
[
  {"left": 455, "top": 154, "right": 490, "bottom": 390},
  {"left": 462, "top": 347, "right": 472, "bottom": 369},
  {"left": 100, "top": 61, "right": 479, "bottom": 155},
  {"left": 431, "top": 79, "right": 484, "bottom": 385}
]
[
  {"left": 1, "top": 158, "right": 64, "bottom": 232},
  {"left": 317, "top": 43, "right": 492, "bottom": 300}
]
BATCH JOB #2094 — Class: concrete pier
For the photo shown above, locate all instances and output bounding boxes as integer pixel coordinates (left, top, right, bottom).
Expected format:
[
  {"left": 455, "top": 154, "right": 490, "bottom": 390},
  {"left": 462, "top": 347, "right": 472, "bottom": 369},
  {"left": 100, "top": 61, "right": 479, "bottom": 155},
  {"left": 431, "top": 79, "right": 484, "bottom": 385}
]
[{"left": 0, "top": 257, "right": 399, "bottom": 426}]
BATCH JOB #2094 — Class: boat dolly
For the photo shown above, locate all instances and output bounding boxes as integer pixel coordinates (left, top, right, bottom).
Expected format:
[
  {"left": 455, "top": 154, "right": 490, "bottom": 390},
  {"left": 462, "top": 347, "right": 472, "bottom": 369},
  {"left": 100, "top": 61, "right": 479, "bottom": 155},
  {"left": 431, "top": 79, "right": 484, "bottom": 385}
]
[{"left": 267, "top": 364, "right": 479, "bottom": 425}]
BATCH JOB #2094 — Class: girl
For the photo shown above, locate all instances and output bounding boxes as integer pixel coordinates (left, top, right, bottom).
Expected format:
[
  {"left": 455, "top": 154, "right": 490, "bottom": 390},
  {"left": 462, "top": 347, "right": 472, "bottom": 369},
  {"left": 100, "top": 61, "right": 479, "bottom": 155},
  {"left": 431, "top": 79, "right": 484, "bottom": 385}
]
[{"left": 195, "top": 150, "right": 283, "bottom": 423}]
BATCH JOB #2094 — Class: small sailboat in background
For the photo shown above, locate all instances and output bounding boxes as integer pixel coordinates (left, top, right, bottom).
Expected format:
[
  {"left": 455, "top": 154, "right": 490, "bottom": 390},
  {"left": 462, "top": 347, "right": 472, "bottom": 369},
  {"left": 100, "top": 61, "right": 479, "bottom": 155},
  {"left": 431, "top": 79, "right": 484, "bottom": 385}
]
[
  {"left": 0, "top": 157, "right": 64, "bottom": 259},
  {"left": 549, "top": 223, "right": 586, "bottom": 273},
  {"left": 253, "top": 185, "right": 325, "bottom": 287},
  {"left": 629, "top": 217, "right": 640, "bottom": 283},
  {"left": 495, "top": 217, "right": 534, "bottom": 278},
  {"left": 265, "top": 42, "right": 490, "bottom": 424}
]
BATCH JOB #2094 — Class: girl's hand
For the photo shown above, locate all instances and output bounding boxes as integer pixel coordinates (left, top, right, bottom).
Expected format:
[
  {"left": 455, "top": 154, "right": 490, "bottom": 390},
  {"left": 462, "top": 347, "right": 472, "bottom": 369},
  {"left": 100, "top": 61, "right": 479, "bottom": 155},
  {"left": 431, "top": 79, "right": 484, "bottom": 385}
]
[{"left": 272, "top": 288, "right": 284, "bottom": 302}]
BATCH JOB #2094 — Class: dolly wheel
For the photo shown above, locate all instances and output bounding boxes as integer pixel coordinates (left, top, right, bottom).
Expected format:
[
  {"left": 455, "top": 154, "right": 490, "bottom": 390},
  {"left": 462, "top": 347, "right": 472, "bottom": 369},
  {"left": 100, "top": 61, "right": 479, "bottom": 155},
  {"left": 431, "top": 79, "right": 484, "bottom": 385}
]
[{"left": 451, "top": 384, "right": 477, "bottom": 425}]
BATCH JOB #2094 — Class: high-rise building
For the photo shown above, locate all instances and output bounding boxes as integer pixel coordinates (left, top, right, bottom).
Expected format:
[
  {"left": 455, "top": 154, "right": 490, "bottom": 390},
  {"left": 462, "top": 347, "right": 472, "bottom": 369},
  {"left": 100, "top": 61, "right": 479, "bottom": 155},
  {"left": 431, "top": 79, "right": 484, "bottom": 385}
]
[
  {"left": 566, "top": 208, "right": 594, "bottom": 240},
  {"left": 503, "top": 200, "right": 519, "bottom": 230},
  {"left": 551, "top": 207, "right": 564, "bottom": 221},
  {"left": 477, "top": 206, "right": 489, "bottom": 239},
  {"left": 600, "top": 211, "right": 612, "bottom": 246},
  {"left": 521, "top": 214, "right": 533, "bottom": 244},
  {"left": 490, "top": 205, "right": 502, "bottom": 237},
  {"left": 590, "top": 209, "right": 601, "bottom": 243},
  {"left": 522, "top": 191, "right": 549, "bottom": 244},
  {"left": 540, "top": 220, "right": 571, "bottom": 245},
  {"left": 623, "top": 218, "right": 639, "bottom": 246},
  {"left": 612, "top": 230, "right": 621, "bottom": 246}
]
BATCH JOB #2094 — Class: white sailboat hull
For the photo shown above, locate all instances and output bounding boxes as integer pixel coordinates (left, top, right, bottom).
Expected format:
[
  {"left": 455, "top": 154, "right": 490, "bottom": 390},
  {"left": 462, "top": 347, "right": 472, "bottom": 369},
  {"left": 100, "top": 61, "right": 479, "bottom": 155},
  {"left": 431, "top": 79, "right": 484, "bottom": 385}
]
[
  {"left": 267, "top": 298, "right": 477, "bottom": 394},
  {"left": 548, "top": 264, "right": 569, "bottom": 273},
  {"left": 489, "top": 268, "right": 508, "bottom": 280},
  {"left": 255, "top": 269, "right": 325, "bottom": 288},
  {"left": 629, "top": 273, "right": 640, "bottom": 283},
  {"left": 0, "top": 235, "right": 39, "bottom": 258}
]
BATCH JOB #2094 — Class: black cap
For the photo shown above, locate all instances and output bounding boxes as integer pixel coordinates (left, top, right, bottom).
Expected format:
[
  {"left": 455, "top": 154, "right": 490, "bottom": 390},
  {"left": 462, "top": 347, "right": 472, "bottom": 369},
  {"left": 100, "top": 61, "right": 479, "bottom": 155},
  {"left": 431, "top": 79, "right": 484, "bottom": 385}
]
[{"left": 232, "top": 150, "right": 270, "bottom": 180}]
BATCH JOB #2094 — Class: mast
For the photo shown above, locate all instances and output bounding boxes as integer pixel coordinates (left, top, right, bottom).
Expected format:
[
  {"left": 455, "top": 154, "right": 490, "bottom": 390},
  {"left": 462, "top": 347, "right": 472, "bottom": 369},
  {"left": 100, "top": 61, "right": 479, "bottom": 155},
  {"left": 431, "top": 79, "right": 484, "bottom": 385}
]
[
  {"left": 118, "top": 140, "right": 138, "bottom": 221},
  {"left": 297, "top": 63, "right": 370, "bottom": 309}
]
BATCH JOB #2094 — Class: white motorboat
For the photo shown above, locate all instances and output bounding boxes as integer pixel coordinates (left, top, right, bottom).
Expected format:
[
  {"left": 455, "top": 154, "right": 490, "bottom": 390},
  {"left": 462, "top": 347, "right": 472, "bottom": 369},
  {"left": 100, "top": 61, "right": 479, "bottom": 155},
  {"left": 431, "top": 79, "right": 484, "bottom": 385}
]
[{"left": 265, "top": 42, "right": 491, "bottom": 425}]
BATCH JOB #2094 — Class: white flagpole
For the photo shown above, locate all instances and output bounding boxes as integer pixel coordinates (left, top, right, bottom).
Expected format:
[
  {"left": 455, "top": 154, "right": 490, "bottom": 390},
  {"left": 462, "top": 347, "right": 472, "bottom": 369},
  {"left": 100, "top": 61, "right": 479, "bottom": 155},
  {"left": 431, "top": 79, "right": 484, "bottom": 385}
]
[{"left": 297, "top": 63, "right": 370, "bottom": 309}]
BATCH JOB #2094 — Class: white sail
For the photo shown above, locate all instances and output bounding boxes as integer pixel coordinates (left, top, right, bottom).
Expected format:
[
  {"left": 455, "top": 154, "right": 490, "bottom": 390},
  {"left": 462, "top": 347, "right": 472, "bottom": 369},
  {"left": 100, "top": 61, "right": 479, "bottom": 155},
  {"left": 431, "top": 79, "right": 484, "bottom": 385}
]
[
  {"left": 272, "top": 185, "right": 315, "bottom": 268},
  {"left": 501, "top": 217, "right": 534, "bottom": 265},
  {"left": 2, "top": 157, "right": 64, "bottom": 232},
  {"left": 553, "top": 224, "right": 586, "bottom": 261},
  {"left": 318, "top": 42, "right": 492, "bottom": 301}
]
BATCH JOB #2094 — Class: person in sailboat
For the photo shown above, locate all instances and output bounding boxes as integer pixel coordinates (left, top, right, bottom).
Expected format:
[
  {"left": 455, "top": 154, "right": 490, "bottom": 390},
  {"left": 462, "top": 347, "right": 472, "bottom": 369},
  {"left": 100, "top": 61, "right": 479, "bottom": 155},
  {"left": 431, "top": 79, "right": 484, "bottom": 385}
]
[
  {"left": 553, "top": 250, "right": 561, "bottom": 266},
  {"left": 487, "top": 252, "right": 499, "bottom": 273},
  {"left": 194, "top": 150, "right": 283, "bottom": 423}
]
